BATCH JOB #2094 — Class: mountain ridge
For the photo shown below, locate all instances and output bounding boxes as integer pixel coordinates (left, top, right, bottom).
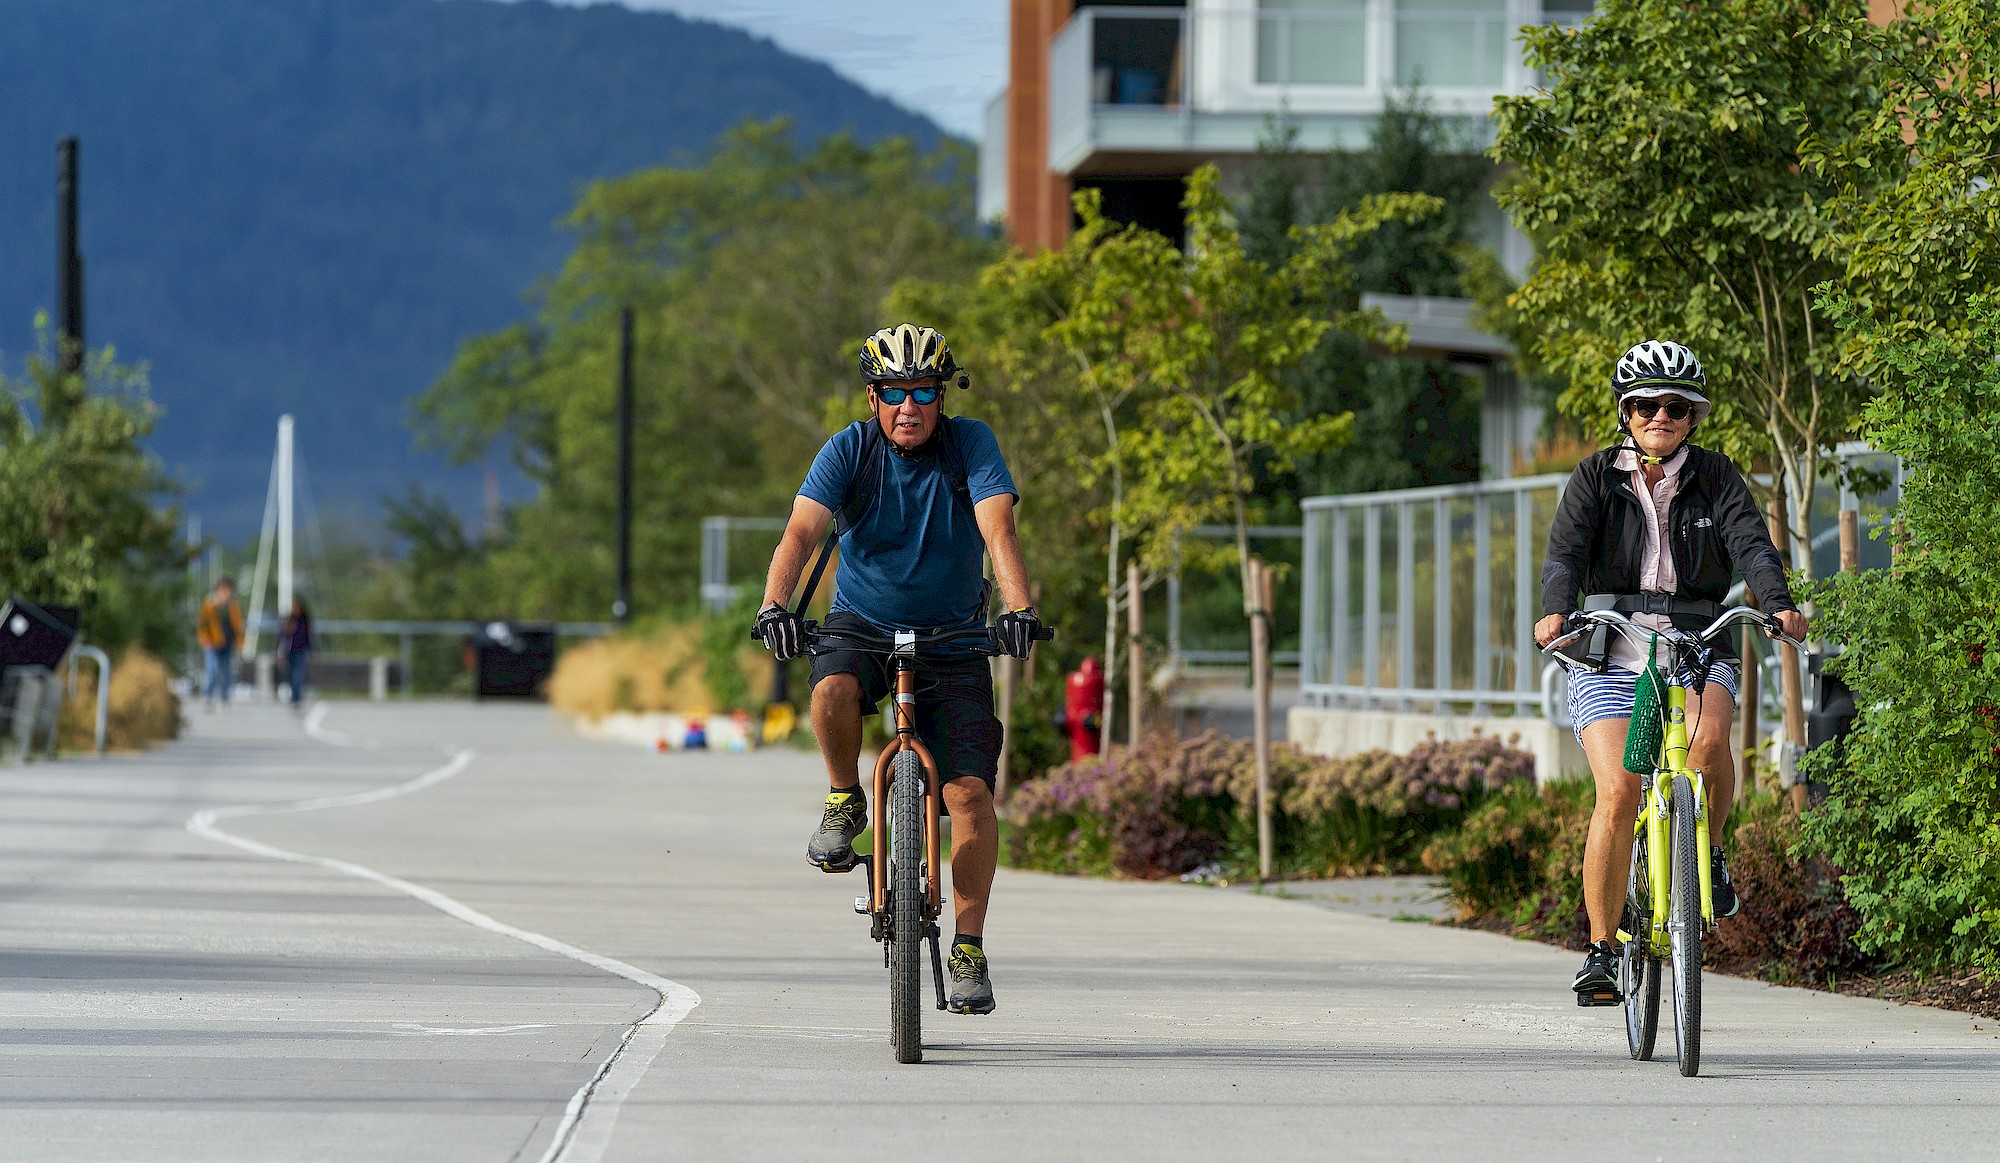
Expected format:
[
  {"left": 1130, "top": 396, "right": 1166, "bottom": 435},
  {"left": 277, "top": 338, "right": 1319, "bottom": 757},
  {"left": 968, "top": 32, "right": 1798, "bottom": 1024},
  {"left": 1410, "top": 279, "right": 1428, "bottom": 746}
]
[{"left": 0, "top": 0, "right": 945, "bottom": 537}]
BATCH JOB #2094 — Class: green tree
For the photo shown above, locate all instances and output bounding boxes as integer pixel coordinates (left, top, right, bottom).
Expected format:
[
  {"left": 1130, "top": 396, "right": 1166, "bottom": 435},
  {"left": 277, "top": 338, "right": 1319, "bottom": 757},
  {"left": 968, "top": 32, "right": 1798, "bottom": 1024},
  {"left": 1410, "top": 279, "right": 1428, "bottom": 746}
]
[
  {"left": 414, "top": 120, "right": 996, "bottom": 619},
  {"left": 1241, "top": 94, "right": 1490, "bottom": 496},
  {"left": 1056, "top": 166, "right": 1434, "bottom": 597},
  {"left": 1801, "top": 1, "right": 2000, "bottom": 382},
  {"left": 1491, "top": 0, "right": 1882, "bottom": 574},
  {"left": 0, "top": 323, "right": 185, "bottom": 654},
  {"left": 1801, "top": 298, "right": 2000, "bottom": 972}
]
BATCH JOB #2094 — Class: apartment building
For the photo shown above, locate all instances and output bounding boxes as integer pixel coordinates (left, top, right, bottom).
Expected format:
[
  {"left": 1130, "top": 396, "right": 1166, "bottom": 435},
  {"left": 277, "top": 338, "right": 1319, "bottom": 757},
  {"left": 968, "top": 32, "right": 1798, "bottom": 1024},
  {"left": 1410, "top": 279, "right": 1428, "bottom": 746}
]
[
  {"left": 980, "top": 1, "right": 1594, "bottom": 477},
  {"left": 983, "top": 1, "right": 1590, "bottom": 250}
]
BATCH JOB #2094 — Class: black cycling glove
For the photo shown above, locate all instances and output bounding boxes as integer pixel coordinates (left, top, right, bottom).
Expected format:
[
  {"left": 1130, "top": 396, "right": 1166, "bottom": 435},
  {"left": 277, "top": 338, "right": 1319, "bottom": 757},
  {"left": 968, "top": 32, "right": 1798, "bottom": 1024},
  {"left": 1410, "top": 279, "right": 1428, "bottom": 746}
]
[
  {"left": 995, "top": 607, "right": 1041, "bottom": 659},
  {"left": 756, "top": 603, "right": 806, "bottom": 662}
]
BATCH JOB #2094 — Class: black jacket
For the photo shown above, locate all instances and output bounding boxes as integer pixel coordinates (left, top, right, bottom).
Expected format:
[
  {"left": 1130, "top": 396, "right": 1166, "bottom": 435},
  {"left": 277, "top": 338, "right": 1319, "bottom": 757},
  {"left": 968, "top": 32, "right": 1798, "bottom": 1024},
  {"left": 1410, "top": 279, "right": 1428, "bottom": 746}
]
[{"left": 1541, "top": 444, "right": 1797, "bottom": 651}]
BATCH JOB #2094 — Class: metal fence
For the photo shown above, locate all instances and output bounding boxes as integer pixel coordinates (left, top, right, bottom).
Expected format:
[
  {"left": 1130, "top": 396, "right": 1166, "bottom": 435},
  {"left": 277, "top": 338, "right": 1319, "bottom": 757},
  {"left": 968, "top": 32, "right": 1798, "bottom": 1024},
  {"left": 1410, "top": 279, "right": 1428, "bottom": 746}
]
[
  {"left": 701, "top": 516, "right": 788, "bottom": 613},
  {"left": 241, "top": 618, "right": 617, "bottom": 701},
  {"left": 1300, "top": 445, "right": 1903, "bottom": 727},
  {"left": 1301, "top": 473, "right": 1569, "bottom": 714},
  {"left": 1166, "top": 525, "right": 1303, "bottom": 667}
]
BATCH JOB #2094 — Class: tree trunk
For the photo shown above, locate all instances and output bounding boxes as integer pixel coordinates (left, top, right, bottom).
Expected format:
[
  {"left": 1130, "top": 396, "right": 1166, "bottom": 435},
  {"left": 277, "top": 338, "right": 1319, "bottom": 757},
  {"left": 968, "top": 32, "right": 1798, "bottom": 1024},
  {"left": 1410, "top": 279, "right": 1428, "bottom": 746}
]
[
  {"left": 1128, "top": 558, "right": 1144, "bottom": 749},
  {"left": 1769, "top": 495, "right": 1808, "bottom": 813},
  {"left": 1101, "top": 403, "right": 1122, "bottom": 754},
  {"left": 1249, "top": 556, "right": 1274, "bottom": 882}
]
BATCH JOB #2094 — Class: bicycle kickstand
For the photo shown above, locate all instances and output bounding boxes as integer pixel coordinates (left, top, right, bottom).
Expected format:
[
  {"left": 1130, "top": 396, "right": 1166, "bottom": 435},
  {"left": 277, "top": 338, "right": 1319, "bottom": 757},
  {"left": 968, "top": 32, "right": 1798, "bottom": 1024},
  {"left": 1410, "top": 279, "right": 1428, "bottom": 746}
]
[{"left": 926, "top": 922, "right": 946, "bottom": 1011}]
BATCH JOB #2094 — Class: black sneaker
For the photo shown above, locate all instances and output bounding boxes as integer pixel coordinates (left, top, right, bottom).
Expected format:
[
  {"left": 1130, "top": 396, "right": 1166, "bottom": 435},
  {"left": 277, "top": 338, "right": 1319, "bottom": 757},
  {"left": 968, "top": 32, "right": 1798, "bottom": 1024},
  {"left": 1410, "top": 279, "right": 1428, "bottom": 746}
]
[
  {"left": 806, "top": 790, "right": 866, "bottom": 871},
  {"left": 1573, "top": 940, "right": 1622, "bottom": 1006},
  {"left": 1710, "top": 846, "right": 1740, "bottom": 919},
  {"left": 946, "top": 943, "right": 996, "bottom": 1015}
]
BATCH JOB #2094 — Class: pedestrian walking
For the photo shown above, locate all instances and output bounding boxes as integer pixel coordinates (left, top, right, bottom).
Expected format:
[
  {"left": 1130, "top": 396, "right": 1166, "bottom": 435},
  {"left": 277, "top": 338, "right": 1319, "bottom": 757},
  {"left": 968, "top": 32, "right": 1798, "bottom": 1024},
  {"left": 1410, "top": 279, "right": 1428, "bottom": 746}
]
[
  {"left": 281, "top": 596, "right": 313, "bottom": 711},
  {"left": 197, "top": 578, "right": 245, "bottom": 711}
]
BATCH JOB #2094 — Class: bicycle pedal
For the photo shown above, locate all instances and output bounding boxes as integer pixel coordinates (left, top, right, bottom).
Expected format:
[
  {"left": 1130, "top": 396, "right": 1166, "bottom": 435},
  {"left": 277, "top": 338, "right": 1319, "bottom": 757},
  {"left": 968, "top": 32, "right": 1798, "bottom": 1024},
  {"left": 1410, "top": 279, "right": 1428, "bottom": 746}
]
[
  {"left": 1576, "top": 988, "right": 1624, "bottom": 1008},
  {"left": 815, "top": 853, "right": 859, "bottom": 873}
]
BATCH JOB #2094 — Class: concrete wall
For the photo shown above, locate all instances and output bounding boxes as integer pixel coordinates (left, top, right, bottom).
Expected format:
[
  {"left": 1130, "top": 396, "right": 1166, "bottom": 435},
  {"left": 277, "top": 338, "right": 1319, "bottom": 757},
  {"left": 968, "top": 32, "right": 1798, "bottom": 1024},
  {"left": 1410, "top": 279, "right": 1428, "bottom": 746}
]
[{"left": 1287, "top": 705, "right": 1588, "bottom": 784}]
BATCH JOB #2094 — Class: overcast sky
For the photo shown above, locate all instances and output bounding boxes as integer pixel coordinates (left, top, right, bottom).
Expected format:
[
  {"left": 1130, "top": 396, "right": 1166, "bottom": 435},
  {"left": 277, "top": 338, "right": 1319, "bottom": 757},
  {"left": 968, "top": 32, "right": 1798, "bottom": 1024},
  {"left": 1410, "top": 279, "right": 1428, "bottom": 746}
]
[{"left": 574, "top": 1, "right": 1008, "bottom": 139}]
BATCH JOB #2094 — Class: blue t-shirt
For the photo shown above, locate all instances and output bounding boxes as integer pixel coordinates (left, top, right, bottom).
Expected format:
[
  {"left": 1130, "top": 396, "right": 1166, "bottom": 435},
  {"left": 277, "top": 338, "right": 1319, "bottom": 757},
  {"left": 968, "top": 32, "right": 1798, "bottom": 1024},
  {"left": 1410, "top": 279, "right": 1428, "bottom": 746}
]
[{"left": 798, "top": 417, "right": 1017, "bottom": 630}]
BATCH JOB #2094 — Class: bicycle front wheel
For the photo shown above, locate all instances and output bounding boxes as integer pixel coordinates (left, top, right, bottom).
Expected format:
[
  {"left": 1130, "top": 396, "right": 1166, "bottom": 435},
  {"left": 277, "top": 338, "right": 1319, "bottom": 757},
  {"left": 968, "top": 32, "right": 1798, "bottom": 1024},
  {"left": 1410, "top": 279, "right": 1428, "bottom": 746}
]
[
  {"left": 1623, "top": 830, "right": 1660, "bottom": 1061},
  {"left": 1668, "top": 774, "right": 1703, "bottom": 1077},
  {"left": 889, "top": 749, "right": 926, "bottom": 1064}
]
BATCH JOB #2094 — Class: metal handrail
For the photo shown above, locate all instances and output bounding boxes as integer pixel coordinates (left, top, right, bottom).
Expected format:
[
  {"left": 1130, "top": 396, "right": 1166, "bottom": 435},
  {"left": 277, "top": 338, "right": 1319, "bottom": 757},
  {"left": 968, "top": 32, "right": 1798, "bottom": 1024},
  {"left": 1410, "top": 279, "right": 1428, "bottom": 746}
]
[{"left": 67, "top": 644, "right": 110, "bottom": 757}]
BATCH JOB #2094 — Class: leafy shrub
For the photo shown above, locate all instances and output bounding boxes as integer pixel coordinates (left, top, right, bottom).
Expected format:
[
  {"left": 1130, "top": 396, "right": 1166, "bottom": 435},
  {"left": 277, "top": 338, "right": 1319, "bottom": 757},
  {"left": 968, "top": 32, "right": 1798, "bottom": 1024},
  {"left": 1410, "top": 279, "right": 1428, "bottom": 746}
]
[
  {"left": 1004, "top": 734, "right": 1246, "bottom": 879},
  {"left": 1707, "top": 794, "right": 1867, "bottom": 982},
  {"left": 548, "top": 612, "right": 771, "bottom": 719},
  {"left": 1802, "top": 299, "right": 2000, "bottom": 972},
  {"left": 1006, "top": 730, "right": 1536, "bottom": 880},
  {"left": 1280, "top": 733, "right": 1535, "bottom": 876},
  {"left": 1422, "top": 779, "right": 1593, "bottom": 947}
]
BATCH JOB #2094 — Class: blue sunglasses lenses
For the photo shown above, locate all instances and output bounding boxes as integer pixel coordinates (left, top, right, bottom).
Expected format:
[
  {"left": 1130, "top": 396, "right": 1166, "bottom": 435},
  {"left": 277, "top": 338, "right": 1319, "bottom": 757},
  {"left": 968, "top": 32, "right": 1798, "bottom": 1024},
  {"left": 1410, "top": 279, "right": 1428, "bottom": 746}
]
[{"left": 877, "top": 386, "right": 940, "bottom": 405}]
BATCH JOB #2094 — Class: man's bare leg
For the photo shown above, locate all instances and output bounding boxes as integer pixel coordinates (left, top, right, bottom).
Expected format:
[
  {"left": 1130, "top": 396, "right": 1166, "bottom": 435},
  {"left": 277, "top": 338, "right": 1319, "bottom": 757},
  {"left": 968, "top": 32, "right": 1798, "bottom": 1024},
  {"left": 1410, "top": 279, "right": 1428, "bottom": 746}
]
[
  {"left": 943, "top": 776, "right": 997, "bottom": 937},
  {"left": 810, "top": 673, "right": 864, "bottom": 790}
]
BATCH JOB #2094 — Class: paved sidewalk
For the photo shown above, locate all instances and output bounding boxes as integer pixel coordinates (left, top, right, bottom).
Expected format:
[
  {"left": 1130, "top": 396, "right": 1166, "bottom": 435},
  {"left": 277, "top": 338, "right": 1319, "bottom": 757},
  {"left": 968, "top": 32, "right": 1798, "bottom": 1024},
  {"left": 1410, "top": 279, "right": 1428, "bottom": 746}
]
[
  {"left": 3, "top": 702, "right": 1994, "bottom": 1162},
  {"left": 0, "top": 706, "right": 653, "bottom": 1162},
  {"left": 239, "top": 705, "right": 2000, "bottom": 1163}
]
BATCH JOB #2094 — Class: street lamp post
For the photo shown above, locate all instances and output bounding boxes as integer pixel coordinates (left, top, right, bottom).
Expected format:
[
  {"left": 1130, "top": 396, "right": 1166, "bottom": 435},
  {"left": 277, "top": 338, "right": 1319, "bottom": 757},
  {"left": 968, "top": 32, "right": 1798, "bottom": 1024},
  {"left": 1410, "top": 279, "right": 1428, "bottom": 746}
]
[
  {"left": 614, "top": 306, "right": 635, "bottom": 625},
  {"left": 56, "top": 137, "right": 85, "bottom": 374}
]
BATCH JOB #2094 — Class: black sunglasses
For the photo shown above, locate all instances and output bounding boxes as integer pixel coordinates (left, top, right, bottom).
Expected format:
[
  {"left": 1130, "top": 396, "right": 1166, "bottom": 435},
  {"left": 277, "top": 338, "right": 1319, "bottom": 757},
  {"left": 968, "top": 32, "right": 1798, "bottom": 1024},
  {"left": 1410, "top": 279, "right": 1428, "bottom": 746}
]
[
  {"left": 874, "top": 384, "right": 941, "bottom": 406},
  {"left": 1628, "top": 399, "right": 1693, "bottom": 422}
]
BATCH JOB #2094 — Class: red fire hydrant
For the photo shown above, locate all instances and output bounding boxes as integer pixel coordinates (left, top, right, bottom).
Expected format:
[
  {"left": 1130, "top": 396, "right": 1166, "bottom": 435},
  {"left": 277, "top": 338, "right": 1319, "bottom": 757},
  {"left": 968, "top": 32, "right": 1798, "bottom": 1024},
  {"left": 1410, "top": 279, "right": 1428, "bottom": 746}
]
[{"left": 1062, "top": 656, "right": 1105, "bottom": 762}]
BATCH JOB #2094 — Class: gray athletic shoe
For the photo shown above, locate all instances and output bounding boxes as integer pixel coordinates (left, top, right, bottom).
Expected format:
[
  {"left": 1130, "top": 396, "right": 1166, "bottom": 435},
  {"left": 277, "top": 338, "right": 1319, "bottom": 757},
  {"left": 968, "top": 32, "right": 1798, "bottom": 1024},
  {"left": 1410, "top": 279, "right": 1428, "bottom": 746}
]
[
  {"left": 947, "top": 943, "right": 996, "bottom": 1015},
  {"left": 806, "top": 791, "right": 866, "bottom": 871}
]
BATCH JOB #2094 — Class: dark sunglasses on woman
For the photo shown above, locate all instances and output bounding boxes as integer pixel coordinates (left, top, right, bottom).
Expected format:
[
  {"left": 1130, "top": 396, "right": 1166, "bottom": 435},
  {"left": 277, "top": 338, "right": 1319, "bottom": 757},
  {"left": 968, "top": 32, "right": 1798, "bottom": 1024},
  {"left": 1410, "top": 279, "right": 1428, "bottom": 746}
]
[
  {"left": 875, "top": 384, "right": 941, "bottom": 406},
  {"left": 1629, "top": 399, "right": 1692, "bottom": 422}
]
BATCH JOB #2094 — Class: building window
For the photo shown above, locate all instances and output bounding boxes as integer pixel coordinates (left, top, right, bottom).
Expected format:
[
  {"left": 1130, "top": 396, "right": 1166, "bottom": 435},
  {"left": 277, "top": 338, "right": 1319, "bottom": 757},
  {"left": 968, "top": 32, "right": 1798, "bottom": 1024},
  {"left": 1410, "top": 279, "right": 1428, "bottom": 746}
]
[
  {"left": 1257, "top": 0, "right": 1368, "bottom": 86},
  {"left": 1395, "top": 0, "right": 1509, "bottom": 88}
]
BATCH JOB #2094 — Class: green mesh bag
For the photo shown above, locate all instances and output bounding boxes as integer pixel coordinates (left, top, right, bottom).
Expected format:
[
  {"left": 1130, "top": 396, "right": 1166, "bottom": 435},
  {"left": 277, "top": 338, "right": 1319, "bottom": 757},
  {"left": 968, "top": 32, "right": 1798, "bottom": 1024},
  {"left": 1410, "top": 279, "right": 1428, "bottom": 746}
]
[{"left": 1623, "top": 634, "right": 1665, "bottom": 773}]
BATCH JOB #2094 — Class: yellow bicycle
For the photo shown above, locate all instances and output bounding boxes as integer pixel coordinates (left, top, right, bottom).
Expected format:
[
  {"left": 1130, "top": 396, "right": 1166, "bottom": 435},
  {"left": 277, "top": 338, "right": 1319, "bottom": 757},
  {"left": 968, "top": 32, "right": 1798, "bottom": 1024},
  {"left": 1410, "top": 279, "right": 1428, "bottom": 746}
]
[{"left": 1546, "top": 605, "right": 1807, "bottom": 1077}]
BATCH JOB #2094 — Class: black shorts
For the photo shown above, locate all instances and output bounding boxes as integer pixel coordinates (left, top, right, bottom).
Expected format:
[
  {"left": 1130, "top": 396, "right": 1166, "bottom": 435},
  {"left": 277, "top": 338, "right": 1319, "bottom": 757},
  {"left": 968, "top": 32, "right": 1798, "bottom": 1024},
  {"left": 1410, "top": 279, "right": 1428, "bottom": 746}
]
[{"left": 806, "top": 611, "right": 1003, "bottom": 792}]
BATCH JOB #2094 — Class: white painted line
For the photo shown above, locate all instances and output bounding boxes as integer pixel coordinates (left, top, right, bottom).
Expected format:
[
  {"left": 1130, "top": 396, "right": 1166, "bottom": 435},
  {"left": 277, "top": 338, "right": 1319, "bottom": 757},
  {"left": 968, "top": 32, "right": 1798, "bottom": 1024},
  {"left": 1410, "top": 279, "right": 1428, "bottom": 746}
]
[{"left": 188, "top": 705, "right": 700, "bottom": 1163}]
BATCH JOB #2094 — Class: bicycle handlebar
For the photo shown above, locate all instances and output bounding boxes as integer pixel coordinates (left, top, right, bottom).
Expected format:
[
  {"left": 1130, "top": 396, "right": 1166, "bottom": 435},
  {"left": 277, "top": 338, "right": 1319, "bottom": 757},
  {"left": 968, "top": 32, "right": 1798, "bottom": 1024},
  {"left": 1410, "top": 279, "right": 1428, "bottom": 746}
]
[
  {"left": 1542, "top": 605, "right": 1810, "bottom": 658},
  {"left": 750, "top": 620, "right": 1056, "bottom": 655}
]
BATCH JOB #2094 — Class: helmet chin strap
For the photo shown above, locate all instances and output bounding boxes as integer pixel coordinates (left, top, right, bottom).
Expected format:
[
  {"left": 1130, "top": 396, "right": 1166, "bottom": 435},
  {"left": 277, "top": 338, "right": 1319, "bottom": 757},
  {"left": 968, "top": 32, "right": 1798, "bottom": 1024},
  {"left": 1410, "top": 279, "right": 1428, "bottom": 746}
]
[{"left": 1620, "top": 432, "right": 1691, "bottom": 466}]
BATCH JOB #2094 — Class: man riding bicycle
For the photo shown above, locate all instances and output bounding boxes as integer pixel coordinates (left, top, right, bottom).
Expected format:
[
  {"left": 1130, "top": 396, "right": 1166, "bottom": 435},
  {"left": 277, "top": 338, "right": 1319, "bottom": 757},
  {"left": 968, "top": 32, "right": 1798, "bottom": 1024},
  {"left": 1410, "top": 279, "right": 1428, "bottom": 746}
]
[
  {"left": 1534, "top": 340, "right": 1809, "bottom": 1002},
  {"left": 755, "top": 323, "right": 1040, "bottom": 1016}
]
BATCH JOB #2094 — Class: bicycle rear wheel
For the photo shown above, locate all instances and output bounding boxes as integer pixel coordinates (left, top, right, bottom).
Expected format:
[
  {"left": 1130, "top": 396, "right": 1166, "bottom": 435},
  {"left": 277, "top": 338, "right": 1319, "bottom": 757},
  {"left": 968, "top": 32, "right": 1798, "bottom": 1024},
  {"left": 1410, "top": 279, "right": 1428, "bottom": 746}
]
[
  {"left": 1668, "top": 774, "right": 1703, "bottom": 1077},
  {"left": 889, "top": 749, "right": 926, "bottom": 1064},
  {"left": 1622, "top": 830, "right": 1660, "bottom": 1061}
]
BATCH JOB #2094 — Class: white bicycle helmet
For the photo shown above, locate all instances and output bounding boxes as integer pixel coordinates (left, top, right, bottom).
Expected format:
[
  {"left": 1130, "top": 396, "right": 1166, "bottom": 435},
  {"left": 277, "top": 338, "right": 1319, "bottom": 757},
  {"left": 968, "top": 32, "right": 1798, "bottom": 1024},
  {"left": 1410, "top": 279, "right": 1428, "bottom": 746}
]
[
  {"left": 1613, "top": 340, "right": 1711, "bottom": 426},
  {"left": 858, "top": 323, "right": 968, "bottom": 388}
]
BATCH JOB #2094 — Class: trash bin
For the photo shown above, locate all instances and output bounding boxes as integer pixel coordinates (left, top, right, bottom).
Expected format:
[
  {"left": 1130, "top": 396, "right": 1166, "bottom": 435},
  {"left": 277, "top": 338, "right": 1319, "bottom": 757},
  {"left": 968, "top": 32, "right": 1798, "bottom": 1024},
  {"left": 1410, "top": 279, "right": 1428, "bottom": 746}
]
[
  {"left": 468, "top": 621, "right": 556, "bottom": 700},
  {"left": 0, "top": 596, "right": 79, "bottom": 670},
  {"left": 1804, "top": 652, "right": 1856, "bottom": 806},
  {"left": 0, "top": 597, "right": 77, "bottom": 761}
]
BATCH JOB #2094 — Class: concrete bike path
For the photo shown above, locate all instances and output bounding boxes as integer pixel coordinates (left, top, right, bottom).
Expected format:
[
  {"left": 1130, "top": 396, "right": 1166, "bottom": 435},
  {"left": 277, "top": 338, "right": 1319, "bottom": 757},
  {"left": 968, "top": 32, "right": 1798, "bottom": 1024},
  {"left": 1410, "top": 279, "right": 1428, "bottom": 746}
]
[
  {"left": 221, "top": 704, "right": 1999, "bottom": 1163},
  {"left": 0, "top": 704, "right": 657, "bottom": 1162}
]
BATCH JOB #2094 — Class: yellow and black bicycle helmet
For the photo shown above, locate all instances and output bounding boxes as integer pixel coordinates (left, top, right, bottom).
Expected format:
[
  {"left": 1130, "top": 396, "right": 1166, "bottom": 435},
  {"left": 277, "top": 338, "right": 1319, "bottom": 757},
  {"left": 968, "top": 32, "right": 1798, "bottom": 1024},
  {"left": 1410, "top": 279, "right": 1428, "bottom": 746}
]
[{"left": 859, "top": 323, "right": 968, "bottom": 388}]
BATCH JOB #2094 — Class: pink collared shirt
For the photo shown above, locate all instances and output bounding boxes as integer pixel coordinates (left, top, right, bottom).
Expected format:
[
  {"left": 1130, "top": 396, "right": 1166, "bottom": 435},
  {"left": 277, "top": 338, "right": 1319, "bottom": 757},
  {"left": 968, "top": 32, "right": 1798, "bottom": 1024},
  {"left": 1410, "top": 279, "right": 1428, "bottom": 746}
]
[{"left": 1607, "top": 444, "right": 1687, "bottom": 673}]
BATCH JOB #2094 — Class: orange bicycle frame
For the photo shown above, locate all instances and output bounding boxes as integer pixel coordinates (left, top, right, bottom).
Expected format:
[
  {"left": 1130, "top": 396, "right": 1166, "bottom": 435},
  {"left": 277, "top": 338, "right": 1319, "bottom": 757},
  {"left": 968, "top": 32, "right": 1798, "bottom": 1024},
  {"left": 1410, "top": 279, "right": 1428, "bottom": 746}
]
[{"left": 867, "top": 661, "right": 943, "bottom": 919}]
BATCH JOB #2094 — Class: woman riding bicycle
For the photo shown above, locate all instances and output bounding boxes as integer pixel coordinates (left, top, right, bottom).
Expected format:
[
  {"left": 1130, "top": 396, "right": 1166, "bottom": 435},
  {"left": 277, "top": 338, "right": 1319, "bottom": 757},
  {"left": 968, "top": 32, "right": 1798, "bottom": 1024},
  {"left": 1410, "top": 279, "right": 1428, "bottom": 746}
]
[{"left": 1533, "top": 340, "right": 1809, "bottom": 1001}]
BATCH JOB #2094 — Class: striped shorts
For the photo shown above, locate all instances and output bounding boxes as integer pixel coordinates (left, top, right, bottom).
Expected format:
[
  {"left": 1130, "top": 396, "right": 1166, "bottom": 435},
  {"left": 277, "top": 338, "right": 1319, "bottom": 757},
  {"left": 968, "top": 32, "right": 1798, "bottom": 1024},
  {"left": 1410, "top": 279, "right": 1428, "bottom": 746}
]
[{"left": 1565, "top": 661, "right": 1739, "bottom": 744}]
